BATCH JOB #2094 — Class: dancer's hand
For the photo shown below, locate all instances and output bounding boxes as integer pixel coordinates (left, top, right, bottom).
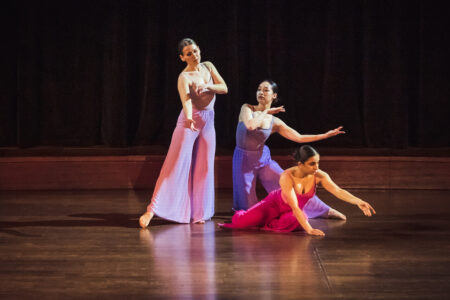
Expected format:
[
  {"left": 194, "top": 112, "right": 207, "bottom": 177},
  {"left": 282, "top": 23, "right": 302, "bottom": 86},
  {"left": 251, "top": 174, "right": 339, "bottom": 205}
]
[
  {"left": 307, "top": 228, "right": 325, "bottom": 236},
  {"left": 191, "top": 82, "right": 210, "bottom": 96},
  {"left": 266, "top": 106, "right": 285, "bottom": 115},
  {"left": 357, "top": 201, "right": 376, "bottom": 216},
  {"left": 325, "top": 126, "right": 345, "bottom": 137},
  {"left": 186, "top": 119, "right": 198, "bottom": 131},
  {"left": 197, "top": 83, "right": 210, "bottom": 94}
]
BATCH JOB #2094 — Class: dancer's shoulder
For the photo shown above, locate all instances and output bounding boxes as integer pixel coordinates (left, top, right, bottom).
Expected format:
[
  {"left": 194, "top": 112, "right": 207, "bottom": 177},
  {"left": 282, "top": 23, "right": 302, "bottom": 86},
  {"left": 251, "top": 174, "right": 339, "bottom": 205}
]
[
  {"left": 202, "top": 61, "right": 215, "bottom": 72},
  {"left": 280, "top": 168, "right": 296, "bottom": 181},
  {"left": 315, "top": 169, "right": 330, "bottom": 181}
]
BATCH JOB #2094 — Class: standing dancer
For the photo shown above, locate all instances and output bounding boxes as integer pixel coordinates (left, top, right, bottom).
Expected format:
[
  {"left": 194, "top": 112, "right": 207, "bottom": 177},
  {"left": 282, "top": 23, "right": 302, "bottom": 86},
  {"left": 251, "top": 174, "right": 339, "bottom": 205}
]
[
  {"left": 139, "top": 38, "right": 228, "bottom": 227},
  {"left": 233, "top": 79, "right": 345, "bottom": 220},
  {"left": 222, "top": 145, "right": 376, "bottom": 235}
]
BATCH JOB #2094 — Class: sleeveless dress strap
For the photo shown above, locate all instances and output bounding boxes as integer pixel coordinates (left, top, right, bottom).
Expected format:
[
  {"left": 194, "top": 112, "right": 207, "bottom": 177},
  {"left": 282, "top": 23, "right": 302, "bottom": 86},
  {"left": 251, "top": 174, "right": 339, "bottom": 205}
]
[{"left": 202, "top": 63, "right": 213, "bottom": 82}]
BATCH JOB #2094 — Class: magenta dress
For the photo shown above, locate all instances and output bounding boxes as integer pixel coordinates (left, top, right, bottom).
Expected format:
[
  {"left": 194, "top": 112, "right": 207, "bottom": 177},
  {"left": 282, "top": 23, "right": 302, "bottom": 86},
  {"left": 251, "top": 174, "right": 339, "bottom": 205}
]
[
  {"left": 220, "top": 179, "right": 317, "bottom": 233},
  {"left": 146, "top": 64, "right": 216, "bottom": 223}
]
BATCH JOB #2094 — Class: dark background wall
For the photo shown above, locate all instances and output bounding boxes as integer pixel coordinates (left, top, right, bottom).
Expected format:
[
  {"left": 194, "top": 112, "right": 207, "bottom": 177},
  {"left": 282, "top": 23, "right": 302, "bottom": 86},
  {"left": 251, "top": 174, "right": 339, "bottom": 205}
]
[{"left": 1, "top": 0, "right": 449, "bottom": 150}]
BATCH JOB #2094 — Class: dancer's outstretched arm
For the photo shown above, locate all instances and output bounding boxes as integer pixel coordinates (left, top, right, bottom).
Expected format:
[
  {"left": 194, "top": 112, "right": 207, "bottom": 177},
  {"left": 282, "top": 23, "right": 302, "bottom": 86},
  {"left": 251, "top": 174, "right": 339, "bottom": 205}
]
[
  {"left": 279, "top": 172, "right": 325, "bottom": 236},
  {"left": 316, "top": 170, "right": 376, "bottom": 217},
  {"left": 273, "top": 118, "right": 345, "bottom": 143}
]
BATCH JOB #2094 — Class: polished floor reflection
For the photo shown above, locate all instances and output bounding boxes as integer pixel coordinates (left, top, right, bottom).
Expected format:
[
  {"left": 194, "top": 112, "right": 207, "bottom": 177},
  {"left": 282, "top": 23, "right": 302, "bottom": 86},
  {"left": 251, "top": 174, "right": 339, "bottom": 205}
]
[{"left": 1, "top": 189, "right": 449, "bottom": 299}]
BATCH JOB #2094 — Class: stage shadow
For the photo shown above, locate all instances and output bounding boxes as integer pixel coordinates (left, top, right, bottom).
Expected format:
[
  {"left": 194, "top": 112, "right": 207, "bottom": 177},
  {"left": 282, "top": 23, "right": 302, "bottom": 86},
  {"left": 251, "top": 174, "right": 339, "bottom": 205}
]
[{"left": 0, "top": 213, "right": 176, "bottom": 231}]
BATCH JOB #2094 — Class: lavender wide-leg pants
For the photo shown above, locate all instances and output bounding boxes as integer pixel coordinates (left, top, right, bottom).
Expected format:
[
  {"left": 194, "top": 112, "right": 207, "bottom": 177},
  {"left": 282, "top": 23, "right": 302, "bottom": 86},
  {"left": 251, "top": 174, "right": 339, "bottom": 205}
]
[
  {"left": 232, "top": 145, "right": 330, "bottom": 218},
  {"left": 233, "top": 146, "right": 281, "bottom": 210},
  {"left": 147, "top": 108, "right": 215, "bottom": 223}
]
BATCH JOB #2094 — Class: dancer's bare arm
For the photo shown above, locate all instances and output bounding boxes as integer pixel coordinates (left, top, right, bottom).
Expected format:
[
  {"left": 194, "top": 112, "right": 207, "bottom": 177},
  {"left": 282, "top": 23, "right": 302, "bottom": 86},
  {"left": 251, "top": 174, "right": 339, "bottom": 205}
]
[
  {"left": 316, "top": 170, "right": 376, "bottom": 217},
  {"left": 177, "top": 74, "right": 197, "bottom": 131},
  {"left": 240, "top": 105, "right": 285, "bottom": 130},
  {"left": 279, "top": 172, "right": 325, "bottom": 236},
  {"left": 273, "top": 118, "right": 345, "bottom": 143},
  {"left": 202, "top": 61, "right": 228, "bottom": 94}
]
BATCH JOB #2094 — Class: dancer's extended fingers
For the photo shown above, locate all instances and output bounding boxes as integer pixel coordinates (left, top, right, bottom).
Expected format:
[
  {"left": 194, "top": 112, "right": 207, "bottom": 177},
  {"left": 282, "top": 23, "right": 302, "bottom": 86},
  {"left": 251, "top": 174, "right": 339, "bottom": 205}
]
[{"left": 334, "top": 126, "right": 345, "bottom": 134}]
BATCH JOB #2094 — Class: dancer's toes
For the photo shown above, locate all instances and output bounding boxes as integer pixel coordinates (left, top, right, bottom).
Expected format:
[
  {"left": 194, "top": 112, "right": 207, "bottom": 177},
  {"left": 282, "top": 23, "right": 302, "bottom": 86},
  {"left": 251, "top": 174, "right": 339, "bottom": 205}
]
[
  {"left": 139, "top": 212, "right": 151, "bottom": 228},
  {"left": 194, "top": 219, "right": 205, "bottom": 224},
  {"left": 327, "top": 208, "right": 347, "bottom": 220}
]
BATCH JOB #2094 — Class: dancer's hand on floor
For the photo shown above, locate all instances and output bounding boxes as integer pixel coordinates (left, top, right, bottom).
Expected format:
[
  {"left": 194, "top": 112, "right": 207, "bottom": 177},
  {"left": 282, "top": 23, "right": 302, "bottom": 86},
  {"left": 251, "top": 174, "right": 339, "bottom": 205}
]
[{"left": 307, "top": 228, "right": 325, "bottom": 236}]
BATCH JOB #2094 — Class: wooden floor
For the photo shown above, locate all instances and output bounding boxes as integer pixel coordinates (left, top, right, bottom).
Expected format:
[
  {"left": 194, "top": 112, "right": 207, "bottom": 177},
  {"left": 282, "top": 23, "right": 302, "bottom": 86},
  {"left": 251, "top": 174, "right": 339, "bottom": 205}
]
[{"left": 1, "top": 188, "right": 450, "bottom": 299}]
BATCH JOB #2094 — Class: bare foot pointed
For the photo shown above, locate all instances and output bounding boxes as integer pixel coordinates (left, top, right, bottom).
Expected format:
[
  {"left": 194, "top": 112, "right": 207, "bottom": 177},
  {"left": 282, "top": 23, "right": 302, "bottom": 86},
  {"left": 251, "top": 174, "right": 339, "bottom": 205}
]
[{"left": 327, "top": 208, "right": 347, "bottom": 220}]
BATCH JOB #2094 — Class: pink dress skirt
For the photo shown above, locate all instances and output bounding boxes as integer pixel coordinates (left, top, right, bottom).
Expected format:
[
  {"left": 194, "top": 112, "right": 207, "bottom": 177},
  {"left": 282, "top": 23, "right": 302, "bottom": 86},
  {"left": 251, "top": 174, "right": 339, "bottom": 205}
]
[{"left": 220, "top": 184, "right": 317, "bottom": 233}]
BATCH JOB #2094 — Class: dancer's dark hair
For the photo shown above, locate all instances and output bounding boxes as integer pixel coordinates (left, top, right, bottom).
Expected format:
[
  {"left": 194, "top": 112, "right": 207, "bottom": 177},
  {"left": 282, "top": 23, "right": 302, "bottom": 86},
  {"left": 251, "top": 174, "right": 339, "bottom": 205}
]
[
  {"left": 178, "top": 38, "right": 197, "bottom": 55},
  {"left": 293, "top": 145, "right": 319, "bottom": 163}
]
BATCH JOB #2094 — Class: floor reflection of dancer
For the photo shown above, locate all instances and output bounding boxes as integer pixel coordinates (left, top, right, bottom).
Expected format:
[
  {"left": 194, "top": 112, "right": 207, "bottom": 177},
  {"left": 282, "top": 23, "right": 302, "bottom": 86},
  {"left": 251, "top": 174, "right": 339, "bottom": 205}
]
[
  {"left": 222, "top": 145, "right": 376, "bottom": 236},
  {"left": 139, "top": 223, "right": 217, "bottom": 297},
  {"left": 233, "top": 79, "right": 346, "bottom": 220},
  {"left": 228, "top": 232, "right": 329, "bottom": 297},
  {"left": 139, "top": 38, "right": 228, "bottom": 227}
]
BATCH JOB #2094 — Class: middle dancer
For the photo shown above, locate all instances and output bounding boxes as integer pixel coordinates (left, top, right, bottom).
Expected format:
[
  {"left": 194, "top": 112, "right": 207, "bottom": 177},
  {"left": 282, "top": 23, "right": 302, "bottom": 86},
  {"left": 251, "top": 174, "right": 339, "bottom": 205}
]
[{"left": 233, "top": 79, "right": 345, "bottom": 219}]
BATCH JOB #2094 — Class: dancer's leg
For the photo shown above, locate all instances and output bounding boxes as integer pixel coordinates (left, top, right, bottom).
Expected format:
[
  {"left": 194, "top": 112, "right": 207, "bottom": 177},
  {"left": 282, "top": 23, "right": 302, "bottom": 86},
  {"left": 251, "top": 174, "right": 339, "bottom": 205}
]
[
  {"left": 259, "top": 157, "right": 283, "bottom": 194},
  {"left": 263, "top": 211, "right": 302, "bottom": 232},
  {"left": 303, "top": 195, "right": 346, "bottom": 220},
  {"left": 232, "top": 148, "right": 258, "bottom": 210},
  {"left": 325, "top": 208, "right": 347, "bottom": 220},
  {"left": 142, "top": 112, "right": 199, "bottom": 224},
  {"left": 302, "top": 195, "right": 331, "bottom": 219},
  {"left": 190, "top": 110, "right": 216, "bottom": 223},
  {"left": 229, "top": 198, "right": 276, "bottom": 228}
]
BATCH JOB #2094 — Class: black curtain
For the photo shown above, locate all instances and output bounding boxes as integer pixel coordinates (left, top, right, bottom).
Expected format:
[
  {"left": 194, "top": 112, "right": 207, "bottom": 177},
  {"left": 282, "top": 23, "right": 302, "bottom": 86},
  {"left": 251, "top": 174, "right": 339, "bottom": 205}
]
[{"left": 1, "top": 0, "right": 449, "bottom": 149}]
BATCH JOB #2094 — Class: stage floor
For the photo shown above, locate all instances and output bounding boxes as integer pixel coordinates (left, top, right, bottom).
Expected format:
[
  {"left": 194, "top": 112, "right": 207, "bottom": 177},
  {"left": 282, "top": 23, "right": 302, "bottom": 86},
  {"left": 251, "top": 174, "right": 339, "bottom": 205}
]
[{"left": 1, "top": 189, "right": 449, "bottom": 299}]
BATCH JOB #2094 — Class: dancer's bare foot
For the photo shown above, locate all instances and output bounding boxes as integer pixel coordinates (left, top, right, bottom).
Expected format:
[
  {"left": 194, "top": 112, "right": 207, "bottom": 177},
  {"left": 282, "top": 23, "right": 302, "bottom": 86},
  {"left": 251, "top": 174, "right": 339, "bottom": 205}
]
[
  {"left": 194, "top": 219, "right": 205, "bottom": 224},
  {"left": 139, "top": 211, "right": 153, "bottom": 228},
  {"left": 327, "top": 208, "right": 347, "bottom": 220}
]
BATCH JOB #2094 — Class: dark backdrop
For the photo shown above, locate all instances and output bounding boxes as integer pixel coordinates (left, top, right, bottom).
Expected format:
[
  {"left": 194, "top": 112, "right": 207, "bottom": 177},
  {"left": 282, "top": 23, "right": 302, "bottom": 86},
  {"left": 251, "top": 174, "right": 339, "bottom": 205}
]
[{"left": 1, "top": 0, "right": 449, "bottom": 149}]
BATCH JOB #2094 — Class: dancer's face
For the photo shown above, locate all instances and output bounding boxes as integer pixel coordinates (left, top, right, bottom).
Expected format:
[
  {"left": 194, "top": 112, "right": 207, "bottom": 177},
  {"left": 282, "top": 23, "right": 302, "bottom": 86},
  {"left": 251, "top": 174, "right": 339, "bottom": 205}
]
[
  {"left": 180, "top": 44, "right": 201, "bottom": 66},
  {"left": 256, "top": 81, "right": 277, "bottom": 106},
  {"left": 299, "top": 155, "right": 320, "bottom": 175}
]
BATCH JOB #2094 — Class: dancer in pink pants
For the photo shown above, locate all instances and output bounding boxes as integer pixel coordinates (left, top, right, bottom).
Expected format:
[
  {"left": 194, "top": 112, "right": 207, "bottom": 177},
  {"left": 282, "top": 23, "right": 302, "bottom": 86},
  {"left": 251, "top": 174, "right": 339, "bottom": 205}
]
[
  {"left": 140, "top": 38, "right": 228, "bottom": 227},
  {"left": 221, "top": 145, "right": 376, "bottom": 236}
]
